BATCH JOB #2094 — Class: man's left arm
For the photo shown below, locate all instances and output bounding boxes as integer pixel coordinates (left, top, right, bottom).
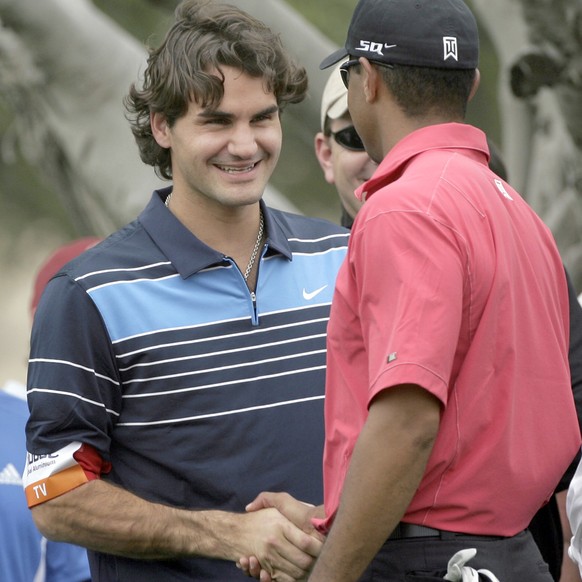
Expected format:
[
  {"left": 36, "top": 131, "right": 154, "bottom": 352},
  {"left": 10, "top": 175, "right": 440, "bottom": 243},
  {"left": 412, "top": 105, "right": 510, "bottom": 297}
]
[{"left": 308, "top": 383, "right": 441, "bottom": 582}]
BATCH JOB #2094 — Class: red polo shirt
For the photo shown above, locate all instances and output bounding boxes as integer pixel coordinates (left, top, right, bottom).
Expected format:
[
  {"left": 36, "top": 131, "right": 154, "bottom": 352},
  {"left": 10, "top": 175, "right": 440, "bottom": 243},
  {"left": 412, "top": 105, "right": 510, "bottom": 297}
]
[{"left": 317, "top": 123, "right": 580, "bottom": 536}]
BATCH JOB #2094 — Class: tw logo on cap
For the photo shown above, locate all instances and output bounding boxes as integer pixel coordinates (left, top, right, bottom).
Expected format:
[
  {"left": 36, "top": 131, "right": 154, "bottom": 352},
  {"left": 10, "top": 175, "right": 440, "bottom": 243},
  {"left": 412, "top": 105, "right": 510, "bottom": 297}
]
[{"left": 443, "top": 37, "right": 459, "bottom": 62}]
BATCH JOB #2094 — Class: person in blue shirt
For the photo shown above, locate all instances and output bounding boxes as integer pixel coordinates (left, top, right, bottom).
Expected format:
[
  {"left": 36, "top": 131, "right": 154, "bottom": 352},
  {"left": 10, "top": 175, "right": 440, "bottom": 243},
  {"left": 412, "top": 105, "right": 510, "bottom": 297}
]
[
  {"left": 1, "top": 239, "right": 98, "bottom": 582},
  {"left": 1, "top": 385, "right": 91, "bottom": 582},
  {"left": 23, "top": 2, "right": 347, "bottom": 581}
]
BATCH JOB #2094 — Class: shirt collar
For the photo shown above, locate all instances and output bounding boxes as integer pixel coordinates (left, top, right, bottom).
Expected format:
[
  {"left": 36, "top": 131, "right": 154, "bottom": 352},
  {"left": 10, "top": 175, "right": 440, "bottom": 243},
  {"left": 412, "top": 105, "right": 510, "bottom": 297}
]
[
  {"left": 139, "top": 187, "right": 292, "bottom": 279},
  {"left": 356, "top": 123, "right": 490, "bottom": 202}
]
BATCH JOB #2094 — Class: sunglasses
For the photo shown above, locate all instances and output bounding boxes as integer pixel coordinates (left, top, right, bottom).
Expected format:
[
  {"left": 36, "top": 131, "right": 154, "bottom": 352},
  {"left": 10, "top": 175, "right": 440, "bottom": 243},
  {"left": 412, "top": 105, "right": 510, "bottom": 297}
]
[
  {"left": 330, "top": 125, "right": 365, "bottom": 152},
  {"left": 339, "top": 58, "right": 395, "bottom": 89},
  {"left": 339, "top": 59, "right": 360, "bottom": 89}
]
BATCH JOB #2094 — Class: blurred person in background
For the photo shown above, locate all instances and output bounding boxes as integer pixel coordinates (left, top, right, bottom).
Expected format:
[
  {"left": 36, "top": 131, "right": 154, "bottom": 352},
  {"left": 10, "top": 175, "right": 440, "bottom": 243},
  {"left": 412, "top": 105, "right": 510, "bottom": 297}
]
[
  {"left": 0, "top": 238, "right": 98, "bottom": 582},
  {"left": 314, "top": 62, "right": 376, "bottom": 229}
]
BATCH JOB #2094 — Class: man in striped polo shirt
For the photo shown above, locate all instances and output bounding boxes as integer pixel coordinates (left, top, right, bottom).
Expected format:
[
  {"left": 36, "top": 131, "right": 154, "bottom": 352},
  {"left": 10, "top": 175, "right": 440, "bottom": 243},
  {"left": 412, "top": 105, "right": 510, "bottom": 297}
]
[{"left": 23, "top": 2, "right": 348, "bottom": 580}]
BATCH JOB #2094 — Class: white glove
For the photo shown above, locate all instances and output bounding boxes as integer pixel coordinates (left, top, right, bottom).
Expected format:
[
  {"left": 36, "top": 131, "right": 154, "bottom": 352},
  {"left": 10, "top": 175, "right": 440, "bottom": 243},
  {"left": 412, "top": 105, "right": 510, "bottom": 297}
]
[{"left": 443, "top": 548, "right": 500, "bottom": 582}]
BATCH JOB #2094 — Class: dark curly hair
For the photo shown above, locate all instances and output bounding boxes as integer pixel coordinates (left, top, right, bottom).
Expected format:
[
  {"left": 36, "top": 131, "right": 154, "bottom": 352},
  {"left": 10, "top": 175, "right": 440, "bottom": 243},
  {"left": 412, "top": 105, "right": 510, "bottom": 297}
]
[{"left": 125, "top": 0, "right": 308, "bottom": 180}]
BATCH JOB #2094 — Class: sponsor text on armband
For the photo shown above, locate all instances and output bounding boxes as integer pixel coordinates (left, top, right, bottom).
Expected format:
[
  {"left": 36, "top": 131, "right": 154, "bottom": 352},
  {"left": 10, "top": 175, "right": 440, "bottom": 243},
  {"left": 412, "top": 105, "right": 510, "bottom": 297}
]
[{"left": 23, "top": 442, "right": 90, "bottom": 507}]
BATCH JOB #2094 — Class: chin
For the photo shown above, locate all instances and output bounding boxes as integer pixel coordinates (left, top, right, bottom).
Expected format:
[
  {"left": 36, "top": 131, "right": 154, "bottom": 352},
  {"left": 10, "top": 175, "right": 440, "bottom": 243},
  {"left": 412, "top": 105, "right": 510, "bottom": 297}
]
[{"left": 223, "top": 191, "right": 264, "bottom": 208}]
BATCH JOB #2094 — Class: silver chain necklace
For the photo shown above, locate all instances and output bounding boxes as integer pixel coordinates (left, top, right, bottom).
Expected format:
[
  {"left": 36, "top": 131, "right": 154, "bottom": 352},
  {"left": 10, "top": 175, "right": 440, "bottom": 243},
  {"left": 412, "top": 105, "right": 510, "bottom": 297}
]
[
  {"left": 166, "top": 194, "right": 264, "bottom": 282},
  {"left": 243, "top": 208, "right": 264, "bottom": 281}
]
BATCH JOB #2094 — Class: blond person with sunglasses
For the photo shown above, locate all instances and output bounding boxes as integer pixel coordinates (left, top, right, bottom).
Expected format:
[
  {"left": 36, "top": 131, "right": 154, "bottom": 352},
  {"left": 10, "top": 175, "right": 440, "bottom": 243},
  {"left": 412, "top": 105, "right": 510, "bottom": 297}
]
[{"left": 314, "top": 63, "right": 377, "bottom": 229}]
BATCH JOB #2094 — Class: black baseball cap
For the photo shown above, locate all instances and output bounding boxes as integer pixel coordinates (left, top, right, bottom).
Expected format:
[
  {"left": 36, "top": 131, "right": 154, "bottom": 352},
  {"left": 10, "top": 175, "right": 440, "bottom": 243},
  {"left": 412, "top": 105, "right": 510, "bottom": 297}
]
[{"left": 320, "top": 0, "right": 479, "bottom": 70}]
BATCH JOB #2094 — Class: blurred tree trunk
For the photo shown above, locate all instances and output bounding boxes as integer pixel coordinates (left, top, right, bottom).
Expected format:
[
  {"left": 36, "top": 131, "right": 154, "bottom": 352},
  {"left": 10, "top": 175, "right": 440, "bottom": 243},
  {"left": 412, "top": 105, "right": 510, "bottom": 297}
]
[
  {"left": 0, "top": 0, "right": 297, "bottom": 237},
  {"left": 471, "top": 0, "right": 582, "bottom": 287},
  {"left": 0, "top": 0, "right": 160, "bottom": 235}
]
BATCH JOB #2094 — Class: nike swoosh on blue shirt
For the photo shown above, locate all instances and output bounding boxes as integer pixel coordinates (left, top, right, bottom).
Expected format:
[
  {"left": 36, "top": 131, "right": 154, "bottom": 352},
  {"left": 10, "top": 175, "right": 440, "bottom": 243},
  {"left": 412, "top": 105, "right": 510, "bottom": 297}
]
[{"left": 302, "top": 285, "right": 328, "bottom": 300}]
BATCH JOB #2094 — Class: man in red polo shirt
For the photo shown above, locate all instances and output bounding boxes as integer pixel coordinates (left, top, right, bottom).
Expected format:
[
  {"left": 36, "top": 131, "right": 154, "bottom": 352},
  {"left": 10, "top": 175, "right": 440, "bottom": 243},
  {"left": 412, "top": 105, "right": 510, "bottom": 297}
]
[
  {"left": 311, "top": 0, "right": 581, "bottom": 579},
  {"left": 242, "top": 0, "right": 581, "bottom": 580}
]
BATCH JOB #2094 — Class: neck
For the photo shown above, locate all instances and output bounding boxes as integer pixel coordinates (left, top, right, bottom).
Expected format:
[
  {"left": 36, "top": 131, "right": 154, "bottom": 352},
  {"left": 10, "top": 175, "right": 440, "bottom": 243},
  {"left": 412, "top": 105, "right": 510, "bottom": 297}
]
[
  {"left": 168, "top": 192, "right": 260, "bottom": 244},
  {"left": 165, "top": 192, "right": 264, "bottom": 289}
]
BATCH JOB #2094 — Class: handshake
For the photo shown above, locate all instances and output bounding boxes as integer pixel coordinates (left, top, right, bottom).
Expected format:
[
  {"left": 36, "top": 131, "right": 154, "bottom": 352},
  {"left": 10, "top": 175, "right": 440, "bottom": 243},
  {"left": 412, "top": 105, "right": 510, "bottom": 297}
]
[{"left": 233, "top": 492, "right": 325, "bottom": 582}]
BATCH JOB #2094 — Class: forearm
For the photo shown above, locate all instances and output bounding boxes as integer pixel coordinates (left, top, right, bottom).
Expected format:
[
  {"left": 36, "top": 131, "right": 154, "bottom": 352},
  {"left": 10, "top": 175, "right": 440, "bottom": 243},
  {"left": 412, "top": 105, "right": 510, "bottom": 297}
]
[
  {"left": 32, "top": 478, "right": 322, "bottom": 580},
  {"left": 31, "top": 478, "right": 242, "bottom": 560},
  {"left": 309, "top": 385, "right": 440, "bottom": 582}
]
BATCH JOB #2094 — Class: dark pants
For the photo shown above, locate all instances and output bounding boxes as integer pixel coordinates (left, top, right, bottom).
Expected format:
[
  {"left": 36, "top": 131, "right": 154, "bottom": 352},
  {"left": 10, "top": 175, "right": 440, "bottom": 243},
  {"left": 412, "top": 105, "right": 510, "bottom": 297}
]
[
  {"left": 529, "top": 495, "right": 562, "bottom": 581},
  {"left": 357, "top": 529, "right": 552, "bottom": 581}
]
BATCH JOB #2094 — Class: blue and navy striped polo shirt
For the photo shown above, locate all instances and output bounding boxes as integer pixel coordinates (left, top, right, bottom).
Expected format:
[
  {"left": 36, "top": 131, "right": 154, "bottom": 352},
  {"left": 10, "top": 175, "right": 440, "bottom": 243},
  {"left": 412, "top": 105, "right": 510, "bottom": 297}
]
[{"left": 26, "top": 188, "right": 349, "bottom": 580}]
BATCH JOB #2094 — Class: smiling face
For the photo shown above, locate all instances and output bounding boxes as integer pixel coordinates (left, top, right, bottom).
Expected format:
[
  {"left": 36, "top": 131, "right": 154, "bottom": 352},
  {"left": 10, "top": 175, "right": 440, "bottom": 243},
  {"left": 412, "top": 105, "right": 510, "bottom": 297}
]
[{"left": 151, "top": 66, "right": 282, "bottom": 212}]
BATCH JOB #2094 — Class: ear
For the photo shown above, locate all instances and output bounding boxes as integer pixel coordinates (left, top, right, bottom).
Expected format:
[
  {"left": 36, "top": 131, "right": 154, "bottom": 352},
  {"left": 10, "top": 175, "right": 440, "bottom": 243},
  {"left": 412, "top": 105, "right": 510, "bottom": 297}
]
[
  {"left": 468, "top": 68, "right": 481, "bottom": 102},
  {"left": 314, "top": 132, "right": 336, "bottom": 185},
  {"left": 359, "top": 58, "right": 379, "bottom": 104},
  {"left": 150, "top": 111, "right": 171, "bottom": 148}
]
